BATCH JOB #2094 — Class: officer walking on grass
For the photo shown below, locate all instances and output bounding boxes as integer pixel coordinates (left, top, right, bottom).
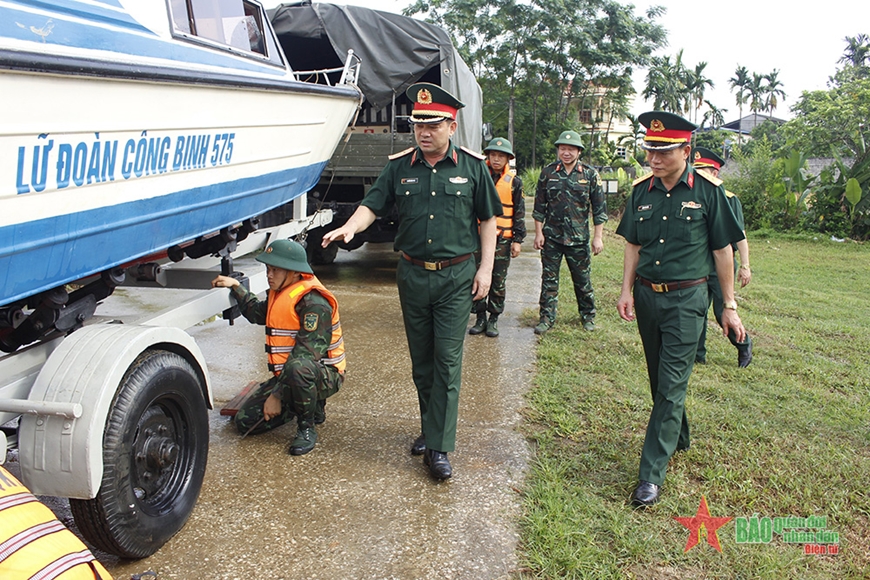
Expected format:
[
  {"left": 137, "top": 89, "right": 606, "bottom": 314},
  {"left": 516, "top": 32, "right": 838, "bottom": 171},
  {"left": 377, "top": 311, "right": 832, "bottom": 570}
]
[
  {"left": 322, "top": 83, "right": 501, "bottom": 480},
  {"left": 692, "top": 146, "right": 753, "bottom": 367},
  {"left": 616, "top": 112, "right": 746, "bottom": 507},
  {"left": 212, "top": 239, "right": 345, "bottom": 456},
  {"left": 533, "top": 130, "right": 607, "bottom": 335},
  {"left": 468, "top": 137, "right": 526, "bottom": 338}
]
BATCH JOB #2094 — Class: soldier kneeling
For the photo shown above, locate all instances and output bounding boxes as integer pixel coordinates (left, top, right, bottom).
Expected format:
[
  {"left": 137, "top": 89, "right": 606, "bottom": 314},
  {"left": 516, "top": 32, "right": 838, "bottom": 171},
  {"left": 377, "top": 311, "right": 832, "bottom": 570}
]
[{"left": 213, "top": 239, "right": 345, "bottom": 455}]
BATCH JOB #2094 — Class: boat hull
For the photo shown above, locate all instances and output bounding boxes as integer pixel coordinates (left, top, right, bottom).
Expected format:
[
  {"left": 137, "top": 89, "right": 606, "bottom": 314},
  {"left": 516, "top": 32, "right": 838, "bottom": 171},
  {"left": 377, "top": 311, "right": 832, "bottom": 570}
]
[{"left": 1, "top": 56, "right": 359, "bottom": 307}]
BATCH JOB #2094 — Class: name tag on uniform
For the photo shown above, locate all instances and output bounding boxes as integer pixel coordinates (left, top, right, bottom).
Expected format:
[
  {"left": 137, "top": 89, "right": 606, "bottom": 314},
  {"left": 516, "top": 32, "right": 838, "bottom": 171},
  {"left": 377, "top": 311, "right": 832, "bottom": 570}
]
[
  {"left": 682, "top": 201, "right": 702, "bottom": 210},
  {"left": 401, "top": 178, "right": 419, "bottom": 184},
  {"left": 637, "top": 204, "right": 652, "bottom": 211},
  {"left": 449, "top": 176, "right": 468, "bottom": 184}
]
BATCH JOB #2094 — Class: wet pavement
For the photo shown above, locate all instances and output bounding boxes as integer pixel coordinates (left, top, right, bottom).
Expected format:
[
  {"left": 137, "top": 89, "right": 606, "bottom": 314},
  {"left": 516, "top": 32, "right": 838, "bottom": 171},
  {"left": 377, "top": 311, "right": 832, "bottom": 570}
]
[{"left": 18, "top": 215, "right": 543, "bottom": 579}]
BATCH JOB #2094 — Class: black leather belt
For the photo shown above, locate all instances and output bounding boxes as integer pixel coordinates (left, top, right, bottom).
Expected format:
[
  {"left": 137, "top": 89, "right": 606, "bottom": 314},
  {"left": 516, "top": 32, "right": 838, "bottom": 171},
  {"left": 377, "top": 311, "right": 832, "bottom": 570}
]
[
  {"left": 401, "top": 252, "right": 472, "bottom": 271},
  {"left": 636, "top": 276, "right": 707, "bottom": 293}
]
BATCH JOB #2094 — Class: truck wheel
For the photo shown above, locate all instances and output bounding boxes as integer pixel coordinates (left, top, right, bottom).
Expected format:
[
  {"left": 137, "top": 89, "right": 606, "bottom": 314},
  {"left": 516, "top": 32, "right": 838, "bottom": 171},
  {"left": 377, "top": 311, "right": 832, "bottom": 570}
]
[
  {"left": 70, "top": 349, "right": 208, "bottom": 558},
  {"left": 307, "top": 227, "right": 339, "bottom": 265}
]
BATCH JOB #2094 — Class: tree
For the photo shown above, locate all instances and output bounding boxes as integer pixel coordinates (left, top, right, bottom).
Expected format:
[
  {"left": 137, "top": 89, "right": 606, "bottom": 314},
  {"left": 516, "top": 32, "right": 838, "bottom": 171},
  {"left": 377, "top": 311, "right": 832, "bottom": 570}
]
[
  {"left": 748, "top": 72, "right": 766, "bottom": 127},
  {"left": 839, "top": 33, "right": 870, "bottom": 69},
  {"left": 763, "top": 69, "right": 786, "bottom": 117},
  {"left": 729, "top": 65, "right": 750, "bottom": 144},
  {"left": 685, "top": 61, "right": 714, "bottom": 124},
  {"left": 405, "top": 0, "right": 667, "bottom": 170},
  {"left": 700, "top": 100, "right": 727, "bottom": 129}
]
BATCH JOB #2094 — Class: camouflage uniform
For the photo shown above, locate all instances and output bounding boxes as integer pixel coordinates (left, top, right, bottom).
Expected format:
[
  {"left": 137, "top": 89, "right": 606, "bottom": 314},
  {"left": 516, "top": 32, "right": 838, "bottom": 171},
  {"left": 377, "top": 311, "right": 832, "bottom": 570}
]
[
  {"left": 230, "top": 285, "right": 342, "bottom": 435},
  {"left": 533, "top": 160, "right": 607, "bottom": 326},
  {"left": 472, "top": 171, "right": 526, "bottom": 316}
]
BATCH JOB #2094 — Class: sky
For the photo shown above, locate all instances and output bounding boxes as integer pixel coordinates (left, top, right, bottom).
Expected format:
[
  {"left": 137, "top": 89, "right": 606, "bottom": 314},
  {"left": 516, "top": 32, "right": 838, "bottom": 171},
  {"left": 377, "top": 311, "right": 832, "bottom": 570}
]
[{"left": 262, "top": 0, "right": 870, "bottom": 122}]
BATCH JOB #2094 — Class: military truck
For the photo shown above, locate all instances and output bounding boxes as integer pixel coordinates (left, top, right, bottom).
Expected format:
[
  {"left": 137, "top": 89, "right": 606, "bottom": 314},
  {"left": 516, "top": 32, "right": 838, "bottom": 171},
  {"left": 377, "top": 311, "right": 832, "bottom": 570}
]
[{"left": 269, "top": 1, "right": 486, "bottom": 263}]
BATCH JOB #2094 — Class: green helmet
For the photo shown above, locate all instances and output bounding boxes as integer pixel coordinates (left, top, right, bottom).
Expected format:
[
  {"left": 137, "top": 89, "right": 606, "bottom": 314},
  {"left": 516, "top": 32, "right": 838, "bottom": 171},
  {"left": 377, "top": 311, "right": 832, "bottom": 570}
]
[
  {"left": 256, "top": 239, "right": 313, "bottom": 274},
  {"left": 483, "top": 137, "right": 515, "bottom": 158},
  {"left": 554, "top": 130, "right": 584, "bottom": 150}
]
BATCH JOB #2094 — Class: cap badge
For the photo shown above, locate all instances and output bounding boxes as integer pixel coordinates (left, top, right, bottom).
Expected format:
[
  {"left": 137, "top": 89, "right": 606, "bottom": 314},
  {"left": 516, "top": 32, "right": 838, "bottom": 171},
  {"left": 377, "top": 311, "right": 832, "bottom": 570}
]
[
  {"left": 694, "top": 151, "right": 702, "bottom": 160},
  {"left": 265, "top": 247, "right": 273, "bottom": 253},
  {"left": 650, "top": 119, "right": 665, "bottom": 132},
  {"left": 496, "top": 140, "right": 503, "bottom": 146},
  {"left": 417, "top": 88, "right": 433, "bottom": 104}
]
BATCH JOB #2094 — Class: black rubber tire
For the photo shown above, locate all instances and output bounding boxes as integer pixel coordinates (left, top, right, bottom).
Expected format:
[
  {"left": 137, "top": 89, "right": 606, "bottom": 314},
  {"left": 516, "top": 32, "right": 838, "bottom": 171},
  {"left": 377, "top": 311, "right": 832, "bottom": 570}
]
[
  {"left": 307, "top": 227, "right": 339, "bottom": 265},
  {"left": 70, "top": 349, "right": 208, "bottom": 558}
]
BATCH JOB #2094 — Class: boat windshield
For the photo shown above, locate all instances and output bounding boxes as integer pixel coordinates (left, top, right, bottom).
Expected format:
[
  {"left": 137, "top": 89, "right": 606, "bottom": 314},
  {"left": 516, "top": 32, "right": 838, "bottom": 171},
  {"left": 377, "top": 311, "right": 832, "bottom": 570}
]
[{"left": 169, "top": 0, "right": 282, "bottom": 65}]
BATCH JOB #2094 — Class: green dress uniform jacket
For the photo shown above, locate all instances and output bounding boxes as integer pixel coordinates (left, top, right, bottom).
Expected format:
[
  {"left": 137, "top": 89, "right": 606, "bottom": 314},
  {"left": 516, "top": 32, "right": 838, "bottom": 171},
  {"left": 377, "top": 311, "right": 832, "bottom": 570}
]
[
  {"left": 361, "top": 142, "right": 502, "bottom": 453},
  {"left": 616, "top": 164, "right": 744, "bottom": 486}
]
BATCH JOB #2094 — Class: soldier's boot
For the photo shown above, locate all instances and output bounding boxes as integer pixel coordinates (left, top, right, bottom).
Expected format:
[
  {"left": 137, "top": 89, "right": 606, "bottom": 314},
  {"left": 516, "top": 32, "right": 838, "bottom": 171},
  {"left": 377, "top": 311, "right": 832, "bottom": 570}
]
[
  {"left": 468, "top": 312, "right": 487, "bottom": 335},
  {"left": 314, "top": 400, "right": 326, "bottom": 425},
  {"left": 485, "top": 314, "right": 499, "bottom": 337},
  {"left": 289, "top": 422, "right": 317, "bottom": 456},
  {"left": 534, "top": 319, "right": 552, "bottom": 335}
]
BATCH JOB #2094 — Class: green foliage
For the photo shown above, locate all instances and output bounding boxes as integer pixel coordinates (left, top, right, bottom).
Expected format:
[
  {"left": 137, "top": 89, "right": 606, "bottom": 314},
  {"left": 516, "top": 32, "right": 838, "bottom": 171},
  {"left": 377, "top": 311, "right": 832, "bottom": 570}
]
[
  {"left": 725, "top": 138, "right": 783, "bottom": 230},
  {"left": 770, "top": 149, "right": 816, "bottom": 229},
  {"left": 599, "top": 166, "right": 633, "bottom": 216},
  {"left": 691, "top": 129, "right": 731, "bottom": 156},
  {"left": 521, "top": 228, "right": 870, "bottom": 578}
]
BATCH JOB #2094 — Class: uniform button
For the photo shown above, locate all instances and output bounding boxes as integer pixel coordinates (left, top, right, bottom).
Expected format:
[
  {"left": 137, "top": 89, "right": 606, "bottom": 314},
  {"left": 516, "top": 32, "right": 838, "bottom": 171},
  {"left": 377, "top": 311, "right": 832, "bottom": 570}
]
[
  {"left": 429, "top": 214, "right": 434, "bottom": 219},
  {"left": 639, "top": 217, "right": 644, "bottom": 222},
  {"left": 659, "top": 239, "right": 664, "bottom": 243},
  {"left": 456, "top": 191, "right": 461, "bottom": 195},
  {"left": 427, "top": 239, "right": 432, "bottom": 244},
  {"left": 431, "top": 191, "right": 436, "bottom": 196},
  {"left": 687, "top": 216, "right": 692, "bottom": 221},
  {"left": 432, "top": 169, "right": 437, "bottom": 173},
  {"left": 666, "top": 193, "right": 671, "bottom": 197},
  {"left": 662, "top": 216, "right": 668, "bottom": 220},
  {"left": 655, "top": 260, "right": 660, "bottom": 265},
  {"left": 405, "top": 191, "right": 410, "bottom": 195}
]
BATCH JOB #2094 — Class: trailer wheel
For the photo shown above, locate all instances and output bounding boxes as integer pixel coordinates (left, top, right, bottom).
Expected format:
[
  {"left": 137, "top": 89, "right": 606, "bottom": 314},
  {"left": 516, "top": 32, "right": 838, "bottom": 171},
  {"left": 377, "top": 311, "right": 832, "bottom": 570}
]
[{"left": 70, "top": 349, "right": 208, "bottom": 558}]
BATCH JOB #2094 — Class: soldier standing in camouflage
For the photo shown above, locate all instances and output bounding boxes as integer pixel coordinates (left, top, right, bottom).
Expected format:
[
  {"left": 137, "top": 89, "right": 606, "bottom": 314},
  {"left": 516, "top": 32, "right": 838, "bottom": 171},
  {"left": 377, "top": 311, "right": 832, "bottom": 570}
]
[
  {"left": 533, "top": 130, "right": 607, "bottom": 334},
  {"left": 212, "top": 239, "right": 345, "bottom": 456},
  {"left": 469, "top": 137, "right": 525, "bottom": 338}
]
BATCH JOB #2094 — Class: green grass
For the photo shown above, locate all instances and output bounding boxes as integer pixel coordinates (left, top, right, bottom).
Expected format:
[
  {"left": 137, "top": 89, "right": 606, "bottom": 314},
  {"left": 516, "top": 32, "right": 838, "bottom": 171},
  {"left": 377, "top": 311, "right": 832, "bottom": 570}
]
[{"left": 518, "top": 228, "right": 870, "bottom": 579}]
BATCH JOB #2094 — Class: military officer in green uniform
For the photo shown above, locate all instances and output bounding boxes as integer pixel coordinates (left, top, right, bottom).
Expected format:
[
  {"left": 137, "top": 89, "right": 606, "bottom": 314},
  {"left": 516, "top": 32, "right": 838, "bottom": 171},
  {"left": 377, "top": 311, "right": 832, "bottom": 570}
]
[
  {"left": 692, "top": 147, "right": 753, "bottom": 367},
  {"left": 533, "top": 130, "right": 607, "bottom": 334},
  {"left": 322, "top": 83, "right": 502, "bottom": 480},
  {"left": 469, "top": 137, "right": 526, "bottom": 338},
  {"left": 616, "top": 112, "right": 746, "bottom": 507}
]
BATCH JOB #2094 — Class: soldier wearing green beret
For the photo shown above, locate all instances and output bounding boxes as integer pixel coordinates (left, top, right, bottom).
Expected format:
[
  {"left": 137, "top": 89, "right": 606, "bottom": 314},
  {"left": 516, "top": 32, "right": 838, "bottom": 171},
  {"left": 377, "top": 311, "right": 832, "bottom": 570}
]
[
  {"left": 323, "top": 83, "right": 502, "bottom": 480},
  {"left": 212, "top": 239, "right": 345, "bottom": 456},
  {"left": 692, "top": 147, "right": 753, "bottom": 367},
  {"left": 615, "top": 112, "right": 746, "bottom": 507},
  {"left": 533, "top": 130, "right": 607, "bottom": 334},
  {"left": 468, "top": 137, "right": 526, "bottom": 338}
]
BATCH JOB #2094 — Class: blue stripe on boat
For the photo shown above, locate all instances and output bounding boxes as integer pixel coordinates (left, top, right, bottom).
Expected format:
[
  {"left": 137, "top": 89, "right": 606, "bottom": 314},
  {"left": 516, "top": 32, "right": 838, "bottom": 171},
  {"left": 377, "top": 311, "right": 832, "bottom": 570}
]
[{"left": 0, "top": 162, "right": 327, "bottom": 307}]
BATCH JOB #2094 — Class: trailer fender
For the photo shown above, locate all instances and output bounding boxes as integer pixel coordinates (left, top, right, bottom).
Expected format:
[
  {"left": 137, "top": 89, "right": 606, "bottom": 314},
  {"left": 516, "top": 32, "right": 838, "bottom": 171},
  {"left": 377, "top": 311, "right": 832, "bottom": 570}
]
[{"left": 18, "top": 324, "right": 211, "bottom": 498}]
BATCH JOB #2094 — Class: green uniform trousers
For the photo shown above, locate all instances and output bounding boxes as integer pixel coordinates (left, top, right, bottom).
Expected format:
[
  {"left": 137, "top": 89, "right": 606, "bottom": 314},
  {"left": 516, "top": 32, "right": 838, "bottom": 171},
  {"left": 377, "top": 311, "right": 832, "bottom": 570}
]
[
  {"left": 397, "top": 257, "right": 476, "bottom": 453},
  {"left": 634, "top": 281, "right": 707, "bottom": 486},
  {"left": 696, "top": 267, "right": 751, "bottom": 361}
]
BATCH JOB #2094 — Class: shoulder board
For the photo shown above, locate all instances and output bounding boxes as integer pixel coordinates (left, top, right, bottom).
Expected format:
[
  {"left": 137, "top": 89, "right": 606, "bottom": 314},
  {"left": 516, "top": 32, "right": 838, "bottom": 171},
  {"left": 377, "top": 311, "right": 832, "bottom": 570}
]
[
  {"left": 696, "top": 170, "right": 723, "bottom": 187},
  {"left": 724, "top": 189, "right": 738, "bottom": 198},
  {"left": 632, "top": 172, "right": 654, "bottom": 187},
  {"left": 388, "top": 147, "right": 415, "bottom": 160},
  {"left": 459, "top": 145, "right": 486, "bottom": 160}
]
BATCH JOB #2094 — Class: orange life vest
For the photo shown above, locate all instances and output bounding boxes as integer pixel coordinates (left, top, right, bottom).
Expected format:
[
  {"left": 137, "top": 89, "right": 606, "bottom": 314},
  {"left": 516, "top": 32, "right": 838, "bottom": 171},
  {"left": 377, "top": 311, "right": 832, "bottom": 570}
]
[
  {"left": 265, "top": 275, "right": 346, "bottom": 375},
  {"left": 0, "top": 465, "right": 112, "bottom": 579},
  {"left": 493, "top": 166, "right": 515, "bottom": 239}
]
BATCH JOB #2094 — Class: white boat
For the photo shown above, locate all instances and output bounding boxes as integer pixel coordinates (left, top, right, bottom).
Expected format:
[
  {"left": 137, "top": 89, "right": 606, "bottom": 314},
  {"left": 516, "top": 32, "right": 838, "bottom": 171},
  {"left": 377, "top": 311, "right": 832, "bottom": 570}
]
[{"left": 0, "top": 0, "right": 361, "bottom": 316}]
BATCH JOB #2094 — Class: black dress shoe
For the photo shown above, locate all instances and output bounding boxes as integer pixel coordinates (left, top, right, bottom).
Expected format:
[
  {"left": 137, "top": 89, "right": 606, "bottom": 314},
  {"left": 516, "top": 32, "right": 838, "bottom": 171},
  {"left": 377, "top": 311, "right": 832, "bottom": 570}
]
[
  {"left": 737, "top": 339, "right": 753, "bottom": 368},
  {"left": 410, "top": 434, "right": 426, "bottom": 455},
  {"left": 423, "top": 449, "right": 452, "bottom": 480},
  {"left": 630, "top": 481, "right": 661, "bottom": 507}
]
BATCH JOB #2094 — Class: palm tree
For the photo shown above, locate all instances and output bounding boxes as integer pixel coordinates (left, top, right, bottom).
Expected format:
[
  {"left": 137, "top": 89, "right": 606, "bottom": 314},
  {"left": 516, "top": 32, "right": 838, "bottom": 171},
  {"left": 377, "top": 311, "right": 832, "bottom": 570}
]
[
  {"left": 729, "top": 65, "right": 750, "bottom": 144},
  {"left": 764, "top": 69, "right": 786, "bottom": 117},
  {"left": 748, "top": 72, "right": 766, "bottom": 129},
  {"left": 701, "top": 100, "right": 727, "bottom": 130},
  {"left": 642, "top": 51, "right": 687, "bottom": 113},
  {"left": 839, "top": 34, "right": 870, "bottom": 68},
  {"left": 686, "top": 62, "right": 714, "bottom": 124}
]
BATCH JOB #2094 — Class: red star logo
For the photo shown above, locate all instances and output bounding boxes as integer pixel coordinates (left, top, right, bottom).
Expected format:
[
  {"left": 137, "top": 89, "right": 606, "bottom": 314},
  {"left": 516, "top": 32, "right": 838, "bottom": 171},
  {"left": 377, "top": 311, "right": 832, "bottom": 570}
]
[{"left": 673, "top": 496, "right": 733, "bottom": 553}]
